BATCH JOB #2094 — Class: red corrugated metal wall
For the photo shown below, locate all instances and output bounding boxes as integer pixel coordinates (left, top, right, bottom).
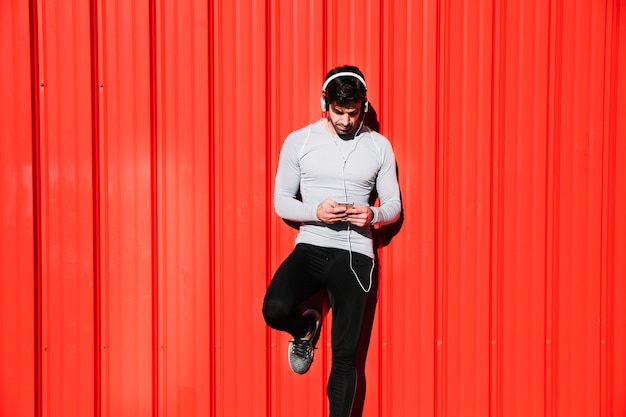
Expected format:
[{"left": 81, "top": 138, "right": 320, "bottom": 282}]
[{"left": 1, "top": 0, "right": 625, "bottom": 416}]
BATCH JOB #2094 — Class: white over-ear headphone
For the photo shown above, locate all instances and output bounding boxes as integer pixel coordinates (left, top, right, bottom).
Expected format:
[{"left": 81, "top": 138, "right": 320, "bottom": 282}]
[{"left": 320, "top": 71, "right": 369, "bottom": 113}]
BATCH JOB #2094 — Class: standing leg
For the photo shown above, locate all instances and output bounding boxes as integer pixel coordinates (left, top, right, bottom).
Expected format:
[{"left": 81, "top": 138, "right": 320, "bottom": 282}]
[{"left": 324, "top": 249, "right": 378, "bottom": 417}]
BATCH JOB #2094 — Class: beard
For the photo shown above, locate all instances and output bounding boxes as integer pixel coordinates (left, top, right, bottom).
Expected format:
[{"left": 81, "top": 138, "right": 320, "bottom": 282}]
[{"left": 331, "top": 121, "right": 355, "bottom": 135}]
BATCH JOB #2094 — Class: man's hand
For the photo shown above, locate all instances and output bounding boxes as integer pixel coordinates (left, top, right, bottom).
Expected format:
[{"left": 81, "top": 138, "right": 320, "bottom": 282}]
[
  {"left": 317, "top": 199, "right": 373, "bottom": 226},
  {"left": 345, "top": 205, "right": 374, "bottom": 227},
  {"left": 317, "top": 199, "right": 348, "bottom": 223}
]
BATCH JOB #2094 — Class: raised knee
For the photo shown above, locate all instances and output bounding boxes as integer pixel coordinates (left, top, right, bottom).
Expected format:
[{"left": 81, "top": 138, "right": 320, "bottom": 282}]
[{"left": 262, "top": 297, "right": 290, "bottom": 328}]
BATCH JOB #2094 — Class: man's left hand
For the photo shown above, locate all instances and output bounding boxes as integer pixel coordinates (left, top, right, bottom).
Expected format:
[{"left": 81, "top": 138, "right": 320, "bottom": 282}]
[{"left": 345, "top": 205, "right": 374, "bottom": 227}]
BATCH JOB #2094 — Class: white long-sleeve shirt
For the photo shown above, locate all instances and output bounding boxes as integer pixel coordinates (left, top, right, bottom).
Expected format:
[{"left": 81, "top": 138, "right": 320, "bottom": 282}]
[{"left": 274, "top": 119, "right": 402, "bottom": 258}]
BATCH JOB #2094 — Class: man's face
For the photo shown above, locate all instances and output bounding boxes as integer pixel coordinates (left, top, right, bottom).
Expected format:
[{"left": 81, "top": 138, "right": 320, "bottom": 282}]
[{"left": 327, "top": 101, "right": 362, "bottom": 136}]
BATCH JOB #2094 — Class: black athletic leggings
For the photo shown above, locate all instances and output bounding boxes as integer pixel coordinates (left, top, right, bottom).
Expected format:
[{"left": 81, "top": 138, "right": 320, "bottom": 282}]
[{"left": 262, "top": 243, "right": 378, "bottom": 417}]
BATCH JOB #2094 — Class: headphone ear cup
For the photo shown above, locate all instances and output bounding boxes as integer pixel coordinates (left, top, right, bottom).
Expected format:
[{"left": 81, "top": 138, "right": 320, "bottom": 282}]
[{"left": 320, "top": 96, "right": 327, "bottom": 112}]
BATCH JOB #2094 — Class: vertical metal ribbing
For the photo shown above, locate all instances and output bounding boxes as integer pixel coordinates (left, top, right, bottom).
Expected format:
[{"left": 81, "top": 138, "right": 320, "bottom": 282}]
[
  {"left": 89, "top": 0, "right": 102, "bottom": 414},
  {"left": 28, "top": 0, "right": 43, "bottom": 415},
  {"left": 208, "top": 1, "right": 217, "bottom": 416},
  {"left": 149, "top": 0, "right": 160, "bottom": 415}
]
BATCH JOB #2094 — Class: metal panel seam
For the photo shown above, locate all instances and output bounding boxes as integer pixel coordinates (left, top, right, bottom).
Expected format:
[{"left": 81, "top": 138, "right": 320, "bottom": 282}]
[
  {"left": 599, "top": 2, "right": 620, "bottom": 415},
  {"left": 489, "top": 0, "right": 506, "bottom": 416},
  {"left": 28, "top": 0, "right": 43, "bottom": 415},
  {"left": 545, "top": 1, "right": 564, "bottom": 416},
  {"left": 434, "top": 0, "right": 443, "bottom": 416},
  {"left": 89, "top": 0, "right": 102, "bottom": 415},
  {"left": 208, "top": 1, "right": 216, "bottom": 416},
  {"left": 264, "top": 1, "right": 273, "bottom": 416},
  {"left": 377, "top": 2, "right": 385, "bottom": 415},
  {"left": 149, "top": 0, "right": 159, "bottom": 415}
]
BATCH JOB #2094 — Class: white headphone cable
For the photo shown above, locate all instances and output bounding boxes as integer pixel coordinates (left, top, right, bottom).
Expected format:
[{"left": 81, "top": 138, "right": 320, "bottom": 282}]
[
  {"left": 338, "top": 119, "right": 373, "bottom": 293},
  {"left": 346, "top": 222, "right": 375, "bottom": 293}
]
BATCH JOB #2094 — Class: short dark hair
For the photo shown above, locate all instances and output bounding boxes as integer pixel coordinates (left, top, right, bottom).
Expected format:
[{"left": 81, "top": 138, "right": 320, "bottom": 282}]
[{"left": 323, "top": 65, "right": 367, "bottom": 106}]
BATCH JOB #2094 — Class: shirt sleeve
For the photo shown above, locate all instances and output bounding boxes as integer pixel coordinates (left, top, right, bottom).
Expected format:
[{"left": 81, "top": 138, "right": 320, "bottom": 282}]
[
  {"left": 273, "top": 134, "right": 319, "bottom": 222},
  {"left": 370, "top": 138, "right": 402, "bottom": 226}
]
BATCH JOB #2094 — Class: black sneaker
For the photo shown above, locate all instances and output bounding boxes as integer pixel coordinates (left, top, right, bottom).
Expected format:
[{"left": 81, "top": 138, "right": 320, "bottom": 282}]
[{"left": 288, "top": 309, "right": 321, "bottom": 374}]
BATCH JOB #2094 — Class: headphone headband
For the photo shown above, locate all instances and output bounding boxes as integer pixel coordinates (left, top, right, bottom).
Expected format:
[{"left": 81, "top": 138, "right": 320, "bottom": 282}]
[
  {"left": 320, "top": 71, "right": 369, "bottom": 113},
  {"left": 321, "top": 72, "right": 367, "bottom": 93}
]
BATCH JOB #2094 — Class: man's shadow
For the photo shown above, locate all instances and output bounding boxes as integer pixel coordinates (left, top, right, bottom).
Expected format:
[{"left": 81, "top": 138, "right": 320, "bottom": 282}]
[{"left": 288, "top": 104, "right": 404, "bottom": 416}]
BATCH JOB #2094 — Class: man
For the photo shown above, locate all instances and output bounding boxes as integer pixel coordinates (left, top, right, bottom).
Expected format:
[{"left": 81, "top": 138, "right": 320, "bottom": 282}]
[{"left": 262, "top": 65, "right": 402, "bottom": 416}]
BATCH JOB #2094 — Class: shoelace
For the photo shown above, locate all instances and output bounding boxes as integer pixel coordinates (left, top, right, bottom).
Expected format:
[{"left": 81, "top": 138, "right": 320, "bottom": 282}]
[{"left": 290, "top": 339, "right": 313, "bottom": 359}]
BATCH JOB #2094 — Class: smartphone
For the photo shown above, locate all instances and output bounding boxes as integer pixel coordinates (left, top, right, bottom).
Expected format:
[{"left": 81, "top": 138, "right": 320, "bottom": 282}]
[{"left": 336, "top": 202, "right": 354, "bottom": 209}]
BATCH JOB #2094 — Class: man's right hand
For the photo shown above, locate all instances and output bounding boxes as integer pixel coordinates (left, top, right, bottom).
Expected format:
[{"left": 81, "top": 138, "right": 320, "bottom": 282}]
[{"left": 316, "top": 199, "right": 350, "bottom": 224}]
